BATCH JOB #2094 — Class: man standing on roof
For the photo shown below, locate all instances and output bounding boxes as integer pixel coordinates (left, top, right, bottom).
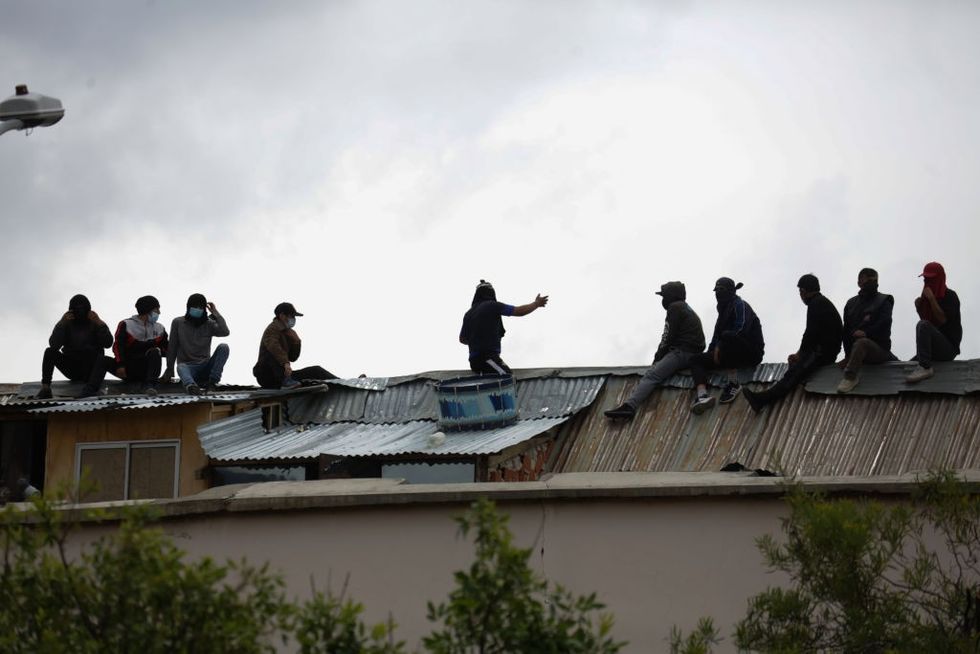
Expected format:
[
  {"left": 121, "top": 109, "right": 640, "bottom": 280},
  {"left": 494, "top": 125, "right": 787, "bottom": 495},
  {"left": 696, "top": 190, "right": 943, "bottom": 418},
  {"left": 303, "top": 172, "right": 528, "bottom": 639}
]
[
  {"left": 459, "top": 280, "right": 549, "bottom": 375},
  {"left": 837, "top": 268, "right": 896, "bottom": 393},
  {"left": 905, "top": 262, "right": 962, "bottom": 383},
  {"left": 688, "top": 277, "right": 765, "bottom": 414},
  {"left": 743, "top": 274, "right": 842, "bottom": 412},
  {"left": 162, "top": 293, "right": 231, "bottom": 395},
  {"left": 604, "top": 281, "right": 705, "bottom": 420},
  {"left": 253, "top": 302, "right": 336, "bottom": 389},
  {"left": 36, "top": 294, "right": 114, "bottom": 399},
  {"left": 110, "top": 295, "right": 168, "bottom": 397}
]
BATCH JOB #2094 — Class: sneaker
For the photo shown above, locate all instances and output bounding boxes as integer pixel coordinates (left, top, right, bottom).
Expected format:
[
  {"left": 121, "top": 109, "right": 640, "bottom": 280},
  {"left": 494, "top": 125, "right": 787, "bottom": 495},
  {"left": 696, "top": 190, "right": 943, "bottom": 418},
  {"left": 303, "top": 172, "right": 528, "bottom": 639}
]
[
  {"left": 186, "top": 383, "right": 202, "bottom": 396},
  {"left": 206, "top": 380, "right": 219, "bottom": 394},
  {"left": 281, "top": 377, "right": 301, "bottom": 390},
  {"left": 905, "top": 365, "right": 934, "bottom": 384},
  {"left": 836, "top": 372, "right": 859, "bottom": 394},
  {"left": 77, "top": 385, "right": 102, "bottom": 399},
  {"left": 604, "top": 403, "right": 636, "bottom": 420},
  {"left": 742, "top": 388, "right": 765, "bottom": 413},
  {"left": 719, "top": 382, "right": 742, "bottom": 404},
  {"left": 690, "top": 394, "right": 716, "bottom": 415},
  {"left": 141, "top": 384, "right": 159, "bottom": 397},
  {"left": 35, "top": 385, "right": 53, "bottom": 400}
]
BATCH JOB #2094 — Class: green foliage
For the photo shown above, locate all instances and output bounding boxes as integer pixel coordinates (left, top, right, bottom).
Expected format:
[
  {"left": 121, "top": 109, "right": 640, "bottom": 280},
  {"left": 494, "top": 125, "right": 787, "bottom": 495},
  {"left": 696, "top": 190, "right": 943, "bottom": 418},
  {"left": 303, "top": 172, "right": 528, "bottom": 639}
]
[
  {"left": 423, "top": 498, "right": 624, "bottom": 654},
  {"left": 669, "top": 617, "right": 720, "bottom": 654},
  {"left": 735, "top": 470, "right": 980, "bottom": 653},
  {"left": 290, "top": 579, "right": 405, "bottom": 654}
]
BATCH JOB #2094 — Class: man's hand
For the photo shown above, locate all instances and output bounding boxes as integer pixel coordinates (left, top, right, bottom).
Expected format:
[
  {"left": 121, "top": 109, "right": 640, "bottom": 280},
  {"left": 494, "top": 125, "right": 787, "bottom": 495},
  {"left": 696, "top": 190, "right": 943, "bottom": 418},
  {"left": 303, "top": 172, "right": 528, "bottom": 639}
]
[
  {"left": 852, "top": 330, "right": 866, "bottom": 339},
  {"left": 788, "top": 352, "right": 800, "bottom": 365},
  {"left": 207, "top": 302, "right": 217, "bottom": 314},
  {"left": 535, "top": 294, "right": 549, "bottom": 308},
  {"left": 922, "top": 286, "right": 935, "bottom": 302}
]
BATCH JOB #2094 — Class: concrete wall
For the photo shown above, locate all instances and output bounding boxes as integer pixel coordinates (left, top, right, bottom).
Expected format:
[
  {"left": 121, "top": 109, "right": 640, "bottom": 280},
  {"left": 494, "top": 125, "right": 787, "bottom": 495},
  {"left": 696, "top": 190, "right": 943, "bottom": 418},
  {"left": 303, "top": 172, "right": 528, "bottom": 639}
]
[{"left": 45, "top": 404, "right": 213, "bottom": 497}]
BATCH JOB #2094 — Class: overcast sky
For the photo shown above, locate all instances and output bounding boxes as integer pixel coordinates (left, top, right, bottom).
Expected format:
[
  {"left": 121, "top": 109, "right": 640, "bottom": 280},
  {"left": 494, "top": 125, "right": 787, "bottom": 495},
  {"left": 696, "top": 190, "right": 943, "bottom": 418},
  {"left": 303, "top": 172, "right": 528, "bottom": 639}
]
[{"left": 2, "top": 1, "right": 978, "bottom": 385}]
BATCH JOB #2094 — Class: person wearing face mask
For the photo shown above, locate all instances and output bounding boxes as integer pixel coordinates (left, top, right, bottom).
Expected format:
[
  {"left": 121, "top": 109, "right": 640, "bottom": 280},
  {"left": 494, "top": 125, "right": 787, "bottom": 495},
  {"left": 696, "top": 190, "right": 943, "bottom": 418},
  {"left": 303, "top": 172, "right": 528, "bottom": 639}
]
[
  {"left": 688, "top": 277, "right": 765, "bottom": 414},
  {"left": 253, "top": 302, "right": 336, "bottom": 389},
  {"left": 743, "top": 274, "right": 842, "bottom": 412},
  {"left": 905, "top": 262, "right": 962, "bottom": 383},
  {"left": 604, "top": 281, "right": 705, "bottom": 420},
  {"left": 459, "top": 280, "right": 549, "bottom": 375},
  {"left": 36, "top": 294, "right": 114, "bottom": 399},
  {"left": 161, "top": 293, "right": 231, "bottom": 395},
  {"left": 110, "top": 295, "right": 169, "bottom": 396},
  {"left": 837, "top": 268, "right": 897, "bottom": 393}
]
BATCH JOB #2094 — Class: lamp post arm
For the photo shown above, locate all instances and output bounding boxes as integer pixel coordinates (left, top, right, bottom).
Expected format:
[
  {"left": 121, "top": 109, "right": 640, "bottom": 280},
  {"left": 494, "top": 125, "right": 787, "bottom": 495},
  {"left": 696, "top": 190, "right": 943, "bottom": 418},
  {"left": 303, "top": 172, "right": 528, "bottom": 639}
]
[{"left": 0, "top": 119, "right": 25, "bottom": 136}]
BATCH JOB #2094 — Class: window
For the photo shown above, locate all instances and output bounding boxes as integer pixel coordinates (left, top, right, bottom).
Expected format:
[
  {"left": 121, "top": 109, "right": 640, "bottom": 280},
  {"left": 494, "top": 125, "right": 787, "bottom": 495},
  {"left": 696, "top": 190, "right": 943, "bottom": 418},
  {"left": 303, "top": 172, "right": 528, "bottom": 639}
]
[{"left": 75, "top": 440, "right": 179, "bottom": 502}]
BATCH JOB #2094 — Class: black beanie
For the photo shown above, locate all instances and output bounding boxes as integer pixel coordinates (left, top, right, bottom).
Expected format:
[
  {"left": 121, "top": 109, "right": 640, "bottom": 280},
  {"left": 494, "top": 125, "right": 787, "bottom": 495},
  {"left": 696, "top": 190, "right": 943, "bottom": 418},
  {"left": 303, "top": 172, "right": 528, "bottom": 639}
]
[
  {"left": 797, "top": 274, "right": 820, "bottom": 293},
  {"left": 68, "top": 294, "right": 91, "bottom": 315},
  {"left": 135, "top": 295, "right": 159, "bottom": 315}
]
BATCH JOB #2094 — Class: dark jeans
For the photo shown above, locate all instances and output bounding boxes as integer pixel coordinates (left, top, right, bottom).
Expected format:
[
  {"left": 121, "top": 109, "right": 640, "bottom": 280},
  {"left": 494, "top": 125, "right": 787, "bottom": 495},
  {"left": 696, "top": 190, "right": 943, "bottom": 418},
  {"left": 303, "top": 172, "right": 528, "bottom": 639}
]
[
  {"left": 41, "top": 347, "right": 110, "bottom": 389},
  {"left": 915, "top": 320, "right": 957, "bottom": 368},
  {"left": 690, "top": 333, "right": 763, "bottom": 387},
  {"left": 753, "top": 351, "right": 830, "bottom": 405},
  {"left": 253, "top": 359, "right": 336, "bottom": 389},
  {"left": 109, "top": 348, "right": 162, "bottom": 384},
  {"left": 469, "top": 353, "right": 512, "bottom": 375}
]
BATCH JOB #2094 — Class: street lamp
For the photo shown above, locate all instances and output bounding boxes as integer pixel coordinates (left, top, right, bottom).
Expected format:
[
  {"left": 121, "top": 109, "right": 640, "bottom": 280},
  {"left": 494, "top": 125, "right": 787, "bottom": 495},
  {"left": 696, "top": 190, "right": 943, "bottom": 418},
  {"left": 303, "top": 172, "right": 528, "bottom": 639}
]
[{"left": 0, "top": 84, "right": 64, "bottom": 136}]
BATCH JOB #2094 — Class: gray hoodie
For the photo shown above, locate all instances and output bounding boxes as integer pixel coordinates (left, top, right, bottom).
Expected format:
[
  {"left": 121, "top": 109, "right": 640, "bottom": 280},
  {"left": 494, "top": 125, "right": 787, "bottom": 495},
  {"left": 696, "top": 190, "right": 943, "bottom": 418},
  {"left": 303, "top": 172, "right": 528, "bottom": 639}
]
[{"left": 165, "top": 310, "right": 230, "bottom": 370}]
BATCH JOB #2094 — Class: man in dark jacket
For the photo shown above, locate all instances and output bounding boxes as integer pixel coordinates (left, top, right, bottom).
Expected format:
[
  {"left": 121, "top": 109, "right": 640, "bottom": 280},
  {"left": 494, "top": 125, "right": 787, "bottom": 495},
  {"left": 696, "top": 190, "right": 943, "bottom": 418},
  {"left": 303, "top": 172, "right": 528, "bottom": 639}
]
[
  {"left": 906, "top": 261, "right": 962, "bottom": 383},
  {"left": 459, "top": 280, "right": 548, "bottom": 374},
  {"left": 37, "top": 294, "right": 114, "bottom": 399},
  {"left": 605, "top": 281, "right": 705, "bottom": 420},
  {"left": 110, "top": 295, "right": 169, "bottom": 396},
  {"left": 253, "top": 302, "right": 335, "bottom": 389},
  {"left": 837, "top": 268, "right": 896, "bottom": 393},
  {"left": 689, "top": 277, "right": 765, "bottom": 414},
  {"left": 743, "top": 274, "right": 842, "bottom": 412}
]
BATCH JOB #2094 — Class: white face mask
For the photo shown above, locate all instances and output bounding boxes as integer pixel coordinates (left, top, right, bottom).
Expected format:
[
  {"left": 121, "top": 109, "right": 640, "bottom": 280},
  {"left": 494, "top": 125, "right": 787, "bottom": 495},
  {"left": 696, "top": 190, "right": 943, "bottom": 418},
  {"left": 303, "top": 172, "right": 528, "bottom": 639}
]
[{"left": 149, "top": 311, "right": 160, "bottom": 324}]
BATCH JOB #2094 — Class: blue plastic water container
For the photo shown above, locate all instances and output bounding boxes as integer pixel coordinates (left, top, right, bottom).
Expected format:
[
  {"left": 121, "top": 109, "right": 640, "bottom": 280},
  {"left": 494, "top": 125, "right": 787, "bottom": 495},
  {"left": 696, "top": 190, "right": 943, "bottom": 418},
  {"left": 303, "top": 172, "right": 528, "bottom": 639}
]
[{"left": 435, "top": 374, "right": 519, "bottom": 431}]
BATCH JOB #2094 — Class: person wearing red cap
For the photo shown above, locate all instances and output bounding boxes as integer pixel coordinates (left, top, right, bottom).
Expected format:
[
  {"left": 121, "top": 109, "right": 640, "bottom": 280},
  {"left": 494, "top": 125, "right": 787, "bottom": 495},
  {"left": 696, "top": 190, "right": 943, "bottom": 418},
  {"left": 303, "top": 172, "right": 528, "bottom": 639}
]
[
  {"left": 906, "top": 262, "right": 962, "bottom": 383},
  {"left": 253, "top": 302, "right": 336, "bottom": 389}
]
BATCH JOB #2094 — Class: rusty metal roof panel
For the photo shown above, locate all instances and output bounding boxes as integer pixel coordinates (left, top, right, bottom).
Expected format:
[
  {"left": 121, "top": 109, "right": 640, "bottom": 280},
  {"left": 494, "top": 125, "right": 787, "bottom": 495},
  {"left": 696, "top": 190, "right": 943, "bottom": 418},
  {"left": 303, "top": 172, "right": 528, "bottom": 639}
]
[
  {"left": 803, "top": 360, "right": 980, "bottom": 395},
  {"left": 199, "top": 408, "right": 568, "bottom": 462},
  {"left": 548, "top": 375, "right": 980, "bottom": 477}
]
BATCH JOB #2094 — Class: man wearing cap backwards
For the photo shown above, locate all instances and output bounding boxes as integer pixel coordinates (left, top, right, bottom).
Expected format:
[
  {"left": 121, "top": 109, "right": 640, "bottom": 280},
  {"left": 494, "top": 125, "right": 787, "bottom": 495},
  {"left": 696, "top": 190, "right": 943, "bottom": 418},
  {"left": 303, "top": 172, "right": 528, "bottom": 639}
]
[
  {"left": 688, "top": 277, "right": 765, "bottom": 413},
  {"left": 36, "top": 294, "right": 114, "bottom": 399},
  {"left": 110, "top": 295, "right": 169, "bottom": 396},
  {"left": 161, "top": 293, "right": 231, "bottom": 395},
  {"left": 604, "top": 281, "right": 705, "bottom": 420},
  {"left": 905, "top": 262, "right": 962, "bottom": 383},
  {"left": 253, "top": 302, "right": 336, "bottom": 389},
  {"left": 837, "top": 268, "right": 897, "bottom": 393},
  {"left": 743, "top": 274, "right": 842, "bottom": 412},
  {"left": 459, "top": 280, "right": 549, "bottom": 375}
]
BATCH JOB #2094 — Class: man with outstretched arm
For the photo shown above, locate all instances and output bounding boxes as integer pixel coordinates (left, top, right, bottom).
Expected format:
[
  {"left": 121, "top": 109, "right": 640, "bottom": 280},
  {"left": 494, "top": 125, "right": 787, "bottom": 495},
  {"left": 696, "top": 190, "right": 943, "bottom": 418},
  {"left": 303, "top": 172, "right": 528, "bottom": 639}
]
[
  {"left": 743, "top": 274, "right": 842, "bottom": 412},
  {"left": 605, "top": 281, "right": 705, "bottom": 421},
  {"left": 905, "top": 262, "right": 962, "bottom": 383},
  {"left": 162, "top": 293, "right": 231, "bottom": 395},
  {"left": 459, "top": 280, "right": 548, "bottom": 375}
]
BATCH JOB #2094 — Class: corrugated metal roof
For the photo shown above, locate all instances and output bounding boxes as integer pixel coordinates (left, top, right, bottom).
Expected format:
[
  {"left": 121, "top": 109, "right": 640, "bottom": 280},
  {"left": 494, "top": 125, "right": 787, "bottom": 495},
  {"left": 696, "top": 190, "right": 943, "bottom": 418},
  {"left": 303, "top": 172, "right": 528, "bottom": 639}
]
[
  {"left": 286, "top": 376, "right": 606, "bottom": 424},
  {"left": 548, "top": 375, "right": 980, "bottom": 477},
  {"left": 199, "top": 408, "right": 568, "bottom": 461},
  {"left": 804, "top": 360, "right": 980, "bottom": 395}
]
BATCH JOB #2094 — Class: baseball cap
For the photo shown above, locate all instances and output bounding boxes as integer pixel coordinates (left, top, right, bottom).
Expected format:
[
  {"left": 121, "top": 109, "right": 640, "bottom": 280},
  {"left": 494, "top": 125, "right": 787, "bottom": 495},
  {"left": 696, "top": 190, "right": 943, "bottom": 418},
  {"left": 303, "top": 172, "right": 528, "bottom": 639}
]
[{"left": 274, "top": 302, "right": 304, "bottom": 317}]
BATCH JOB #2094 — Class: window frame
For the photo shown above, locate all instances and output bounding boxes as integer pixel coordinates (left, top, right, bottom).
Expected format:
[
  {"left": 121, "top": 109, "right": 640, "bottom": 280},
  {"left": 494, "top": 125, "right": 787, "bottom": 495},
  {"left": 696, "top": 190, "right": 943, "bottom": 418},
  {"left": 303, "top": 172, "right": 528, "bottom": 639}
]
[{"left": 75, "top": 439, "right": 181, "bottom": 500}]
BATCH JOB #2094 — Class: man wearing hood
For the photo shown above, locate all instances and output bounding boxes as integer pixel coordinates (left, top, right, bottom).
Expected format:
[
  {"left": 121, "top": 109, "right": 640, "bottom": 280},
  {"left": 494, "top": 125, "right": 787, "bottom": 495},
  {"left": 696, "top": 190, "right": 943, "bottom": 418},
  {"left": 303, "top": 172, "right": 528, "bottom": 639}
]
[
  {"left": 459, "top": 280, "right": 548, "bottom": 374},
  {"left": 605, "top": 281, "right": 705, "bottom": 420},
  {"left": 254, "top": 302, "right": 335, "bottom": 389},
  {"left": 36, "top": 294, "right": 114, "bottom": 399},
  {"left": 906, "top": 262, "right": 961, "bottom": 383},
  {"left": 837, "top": 268, "right": 896, "bottom": 393},
  {"left": 162, "top": 293, "right": 231, "bottom": 395},
  {"left": 110, "top": 295, "right": 169, "bottom": 396},
  {"left": 743, "top": 274, "right": 842, "bottom": 412},
  {"left": 689, "top": 277, "right": 765, "bottom": 414}
]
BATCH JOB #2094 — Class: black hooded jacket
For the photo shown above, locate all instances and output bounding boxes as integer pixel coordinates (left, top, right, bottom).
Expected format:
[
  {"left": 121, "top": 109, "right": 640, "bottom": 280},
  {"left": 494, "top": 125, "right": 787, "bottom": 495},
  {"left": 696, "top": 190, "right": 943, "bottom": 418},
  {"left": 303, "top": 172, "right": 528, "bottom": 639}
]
[{"left": 654, "top": 285, "right": 706, "bottom": 361}]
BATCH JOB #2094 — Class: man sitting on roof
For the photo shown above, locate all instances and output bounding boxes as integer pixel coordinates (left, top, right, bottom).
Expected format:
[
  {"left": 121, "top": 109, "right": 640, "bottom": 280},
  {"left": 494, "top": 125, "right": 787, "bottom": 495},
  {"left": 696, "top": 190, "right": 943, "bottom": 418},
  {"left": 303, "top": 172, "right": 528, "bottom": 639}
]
[
  {"left": 110, "top": 295, "right": 169, "bottom": 397},
  {"left": 604, "top": 281, "right": 705, "bottom": 421},
  {"left": 36, "top": 294, "right": 114, "bottom": 399},
  {"left": 689, "top": 277, "right": 765, "bottom": 414},
  {"left": 253, "top": 302, "right": 336, "bottom": 390},
  {"left": 905, "top": 262, "right": 962, "bottom": 384},
  {"left": 459, "top": 280, "right": 549, "bottom": 375},
  {"left": 162, "top": 293, "right": 231, "bottom": 395},
  {"left": 837, "top": 268, "right": 896, "bottom": 393},
  {"left": 743, "top": 274, "right": 842, "bottom": 412}
]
